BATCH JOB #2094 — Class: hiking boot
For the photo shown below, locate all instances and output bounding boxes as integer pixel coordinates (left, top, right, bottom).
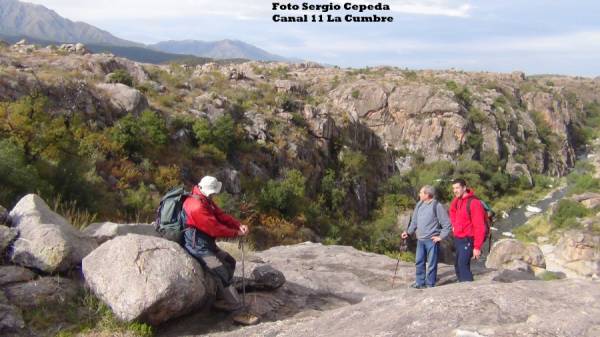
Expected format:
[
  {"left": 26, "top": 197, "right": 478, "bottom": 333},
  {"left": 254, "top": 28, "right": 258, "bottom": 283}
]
[
  {"left": 410, "top": 283, "right": 425, "bottom": 289},
  {"left": 213, "top": 299, "right": 243, "bottom": 312}
]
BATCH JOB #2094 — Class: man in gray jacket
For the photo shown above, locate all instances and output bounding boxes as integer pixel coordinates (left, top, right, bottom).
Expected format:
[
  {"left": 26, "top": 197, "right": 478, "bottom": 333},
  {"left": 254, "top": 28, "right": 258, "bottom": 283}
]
[{"left": 401, "top": 185, "right": 452, "bottom": 288}]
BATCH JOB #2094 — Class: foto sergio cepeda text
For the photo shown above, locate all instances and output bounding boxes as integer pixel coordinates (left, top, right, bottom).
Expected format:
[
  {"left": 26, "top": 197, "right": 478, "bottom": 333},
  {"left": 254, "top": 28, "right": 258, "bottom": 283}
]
[{"left": 272, "top": 2, "right": 394, "bottom": 23}]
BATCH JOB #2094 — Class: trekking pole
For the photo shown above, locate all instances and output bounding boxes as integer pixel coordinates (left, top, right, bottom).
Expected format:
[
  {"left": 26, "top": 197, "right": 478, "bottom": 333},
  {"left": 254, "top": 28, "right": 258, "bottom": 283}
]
[
  {"left": 239, "top": 237, "right": 246, "bottom": 308},
  {"left": 391, "top": 237, "right": 408, "bottom": 288},
  {"left": 391, "top": 256, "right": 400, "bottom": 288}
]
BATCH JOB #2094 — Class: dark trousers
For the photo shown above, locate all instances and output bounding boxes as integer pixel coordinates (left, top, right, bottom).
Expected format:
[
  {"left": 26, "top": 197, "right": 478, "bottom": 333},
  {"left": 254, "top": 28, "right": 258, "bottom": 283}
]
[
  {"left": 183, "top": 228, "right": 236, "bottom": 288},
  {"left": 454, "top": 237, "right": 474, "bottom": 282},
  {"left": 415, "top": 239, "right": 439, "bottom": 287}
]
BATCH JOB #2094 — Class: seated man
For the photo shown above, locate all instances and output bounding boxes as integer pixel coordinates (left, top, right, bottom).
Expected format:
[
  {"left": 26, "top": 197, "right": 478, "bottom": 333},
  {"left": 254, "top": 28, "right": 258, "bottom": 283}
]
[{"left": 182, "top": 175, "right": 249, "bottom": 311}]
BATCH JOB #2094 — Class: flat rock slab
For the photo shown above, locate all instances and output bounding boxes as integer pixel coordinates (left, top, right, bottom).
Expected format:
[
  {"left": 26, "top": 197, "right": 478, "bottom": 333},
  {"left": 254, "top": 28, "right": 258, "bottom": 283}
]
[
  {"left": 210, "top": 279, "right": 600, "bottom": 337},
  {"left": 82, "top": 221, "right": 159, "bottom": 243}
]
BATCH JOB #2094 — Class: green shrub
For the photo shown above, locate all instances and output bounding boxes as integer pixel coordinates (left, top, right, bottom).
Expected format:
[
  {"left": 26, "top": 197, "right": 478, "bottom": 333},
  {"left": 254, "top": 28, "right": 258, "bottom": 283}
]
[
  {"left": 258, "top": 169, "right": 306, "bottom": 218},
  {"left": 109, "top": 110, "right": 167, "bottom": 156},
  {"left": 551, "top": 199, "right": 589, "bottom": 229},
  {"left": 108, "top": 69, "right": 134, "bottom": 87},
  {"left": 467, "top": 107, "right": 487, "bottom": 124},
  {"left": 192, "top": 115, "right": 238, "bottom": 156},
  {"left": 538, "top": 270, "right": 564, "bottom": 281},
  {"left": 351, "top": 89, "right": 360, "bottom": 99}
]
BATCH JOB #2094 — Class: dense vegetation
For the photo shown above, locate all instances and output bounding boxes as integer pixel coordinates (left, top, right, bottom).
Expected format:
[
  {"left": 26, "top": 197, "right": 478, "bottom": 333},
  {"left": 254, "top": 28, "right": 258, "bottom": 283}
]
[{"left": 1, "top": 63, "right": 598, "bottom": 256}]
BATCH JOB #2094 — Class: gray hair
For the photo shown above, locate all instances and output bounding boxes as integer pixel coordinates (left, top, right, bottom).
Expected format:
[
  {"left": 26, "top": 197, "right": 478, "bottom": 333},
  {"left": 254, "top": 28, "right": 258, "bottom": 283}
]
[{"left": 420, "top": 185, "right": 436, "bottom": 198}]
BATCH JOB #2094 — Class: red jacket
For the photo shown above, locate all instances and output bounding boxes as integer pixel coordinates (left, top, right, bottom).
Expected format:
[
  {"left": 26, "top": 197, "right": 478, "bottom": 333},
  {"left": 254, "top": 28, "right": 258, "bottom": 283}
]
[
  {"left": 183, "top": 186, "right": 241, "bottom": 238},
  {"left": 449, "top": 189, "right": 487, "bottom": 250}
]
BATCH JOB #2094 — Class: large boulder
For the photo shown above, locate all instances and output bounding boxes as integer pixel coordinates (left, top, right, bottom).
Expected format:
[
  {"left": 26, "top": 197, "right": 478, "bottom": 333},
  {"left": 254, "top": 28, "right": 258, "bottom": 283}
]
[
  {"left": 486, "top": 239, "right": 546, "bottom": 270},
  {"left": 553, "top": 230, "right": 600, "bottom": 278},
  {"left": 9, "top": 194, "right": 98, "bottom": 273},
  {"left": 82, "top": 234, "right": 215, "bottom": 325},
  {"left": 82, "top": 222, "right": 159, "bottom": 244},
  {"left": 94, "top": 83, "right": 148, "bottom": 116},
  {"left": 3, "top": 276, "right": 79, "bottom": 309}
]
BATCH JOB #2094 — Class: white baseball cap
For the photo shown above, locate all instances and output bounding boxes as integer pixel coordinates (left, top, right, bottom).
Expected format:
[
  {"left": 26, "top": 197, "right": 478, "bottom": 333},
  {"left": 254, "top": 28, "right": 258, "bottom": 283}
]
[{"left": 198, "top": 176, "right": 222, "bottom": 196}]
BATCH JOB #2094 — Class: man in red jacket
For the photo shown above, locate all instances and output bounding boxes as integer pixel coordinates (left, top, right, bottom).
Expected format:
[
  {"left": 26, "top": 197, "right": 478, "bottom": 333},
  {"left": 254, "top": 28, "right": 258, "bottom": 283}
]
[
  {"left": 182, "top": 176, "right": 249, "bottom": 311},
  {"left": 448, "top": 178, "right": 486, "bottom": 282}
]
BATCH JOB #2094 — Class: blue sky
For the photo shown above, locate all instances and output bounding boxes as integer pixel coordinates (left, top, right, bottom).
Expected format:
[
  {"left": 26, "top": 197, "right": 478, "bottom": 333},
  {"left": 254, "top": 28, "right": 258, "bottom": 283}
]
[{"left": 25, "top": 0, "right": 600, "bottom": 76}]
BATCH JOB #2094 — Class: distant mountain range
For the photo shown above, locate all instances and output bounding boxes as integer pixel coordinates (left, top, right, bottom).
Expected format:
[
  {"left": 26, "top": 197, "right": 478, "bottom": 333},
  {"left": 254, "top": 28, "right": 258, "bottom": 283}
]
[
  {"left": 0, "top": 0, "right": 292, "bottom": 63},
  {"left": 149, "top": 40, "right": 288, "bottom": 62}
]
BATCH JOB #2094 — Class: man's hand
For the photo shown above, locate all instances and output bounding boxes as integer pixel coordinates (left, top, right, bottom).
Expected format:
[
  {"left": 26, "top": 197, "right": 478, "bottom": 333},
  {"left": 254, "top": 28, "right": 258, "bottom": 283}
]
[
  {"left": 431, "top": 236, "right": 442, "bottom": 243},
  {"left": 401, "top": 231, "right": 409, "bottom": 239},
  {"left": 472, "top": 248, "right": 481, "bottom": 260},
  {"left": 237, "top": 224, "right": 249, "bottom": 236}
]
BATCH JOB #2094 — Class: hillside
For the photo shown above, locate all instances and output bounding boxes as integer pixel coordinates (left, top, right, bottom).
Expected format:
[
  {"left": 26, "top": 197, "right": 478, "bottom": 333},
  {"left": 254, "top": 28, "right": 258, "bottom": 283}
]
[
  {"left": 150, "top": 39, "right": 289, "bottom": 62},
  {"left": 0, "top": 0, "right": 141, "bottom": 47},
  {"left": 1, "top": 40, "right": 600, "bottom": 252}
]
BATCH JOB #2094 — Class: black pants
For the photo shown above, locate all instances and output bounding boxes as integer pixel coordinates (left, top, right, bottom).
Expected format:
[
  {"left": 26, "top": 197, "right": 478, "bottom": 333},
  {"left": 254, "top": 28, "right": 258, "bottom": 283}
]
[
  {"left": 454, "top": 237, "right": 474, "bottom": 282},
  {"left": 183, "top": 228, "right": 236, "bottom": 287}
]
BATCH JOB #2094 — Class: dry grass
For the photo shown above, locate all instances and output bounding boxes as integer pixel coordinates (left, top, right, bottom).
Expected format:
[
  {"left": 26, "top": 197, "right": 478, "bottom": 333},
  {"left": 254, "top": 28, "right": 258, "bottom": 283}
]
[{"left": 50, "top": 194, "right": 97, "bottom": 230}]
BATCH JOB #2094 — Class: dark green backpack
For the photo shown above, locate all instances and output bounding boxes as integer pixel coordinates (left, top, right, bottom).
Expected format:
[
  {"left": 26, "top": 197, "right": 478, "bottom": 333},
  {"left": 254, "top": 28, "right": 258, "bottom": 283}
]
[{"left": 154, "top": 187, "right": 196, "bottom": 243}]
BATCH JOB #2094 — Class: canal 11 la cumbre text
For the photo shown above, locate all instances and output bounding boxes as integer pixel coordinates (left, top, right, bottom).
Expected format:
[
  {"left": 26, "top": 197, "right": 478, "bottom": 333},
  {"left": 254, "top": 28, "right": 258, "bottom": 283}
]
[{"left": 272, "top": 2, "right": 394, "bottom": 23}]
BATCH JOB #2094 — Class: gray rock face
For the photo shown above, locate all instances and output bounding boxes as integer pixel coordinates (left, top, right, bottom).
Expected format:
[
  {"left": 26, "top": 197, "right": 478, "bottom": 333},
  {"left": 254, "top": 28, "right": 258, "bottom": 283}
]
[
  {"left": 220, "top": 242, "right": 478, "bottom": 323},
  {"left": 212, "top": 279, "right": 600, "bottom": 337},
  {"left": 486, "top": 239, "right": 546, "bottom": 270},
  {"left": 331, "top": 80, "right": 388, "bottom": 123},
  {"left": 82, "top": 234, "right": 215, "bottom": 325},
  {"left": 0, "top": 205, "right": 10, "bottom": 225},
  {"left": 0, "top": 266, "right": 36, "bottom": 286},
  {"left": 553, "top": 230, "right": 600, "bottom": 278},
  {"left": 9, "top": 194, "right": 98, "bottom": 273},
  {"left": 3, "top": 276, "right": 79, "bottom": 309},
  {"left": 0, "top": 292, "right": 25, "bottom": 334},
  {"left": 216, "top": 168, "right": 242, "bottom": 195},
  {"left": 82, "top": 221, "right": 159, "bottom": 244},
  {"left": 94, "top": 83, "right": 148, "bottom": 116},
  {"left": 0, "top": 226, "right": 17, "bottom": 256}
]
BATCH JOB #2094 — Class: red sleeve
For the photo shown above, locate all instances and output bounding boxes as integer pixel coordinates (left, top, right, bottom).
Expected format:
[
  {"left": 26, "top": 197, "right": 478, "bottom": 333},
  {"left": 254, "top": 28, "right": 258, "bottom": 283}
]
[
  {"left": 185, "top": 201, "right": 238, "bottom": 238},
  {"left": 212, "top": 204, "right": 241, "bottom": 230},
  {"left": 470, "top": 199, "right": 487, "bottom": 250},
  {"left": 448, "top": 198, "right": 457, "bottom": 225}
]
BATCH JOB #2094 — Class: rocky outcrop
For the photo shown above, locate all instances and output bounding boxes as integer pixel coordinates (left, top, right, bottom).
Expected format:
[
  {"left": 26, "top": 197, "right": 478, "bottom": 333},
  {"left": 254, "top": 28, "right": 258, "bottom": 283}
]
[
  {"left": 212, "top": 279, "right": 600, "bottom": 337},
  {"left": 58, "top": 43, "right": 90, "bottom": 55},
  {"left": 486, "top": 239, "right": 546, "bottom": 270},
  {"left": 3, "top": 276, "right": 79, "bottom": 309},
  {"left": 0, "top": 226, "right": 17, "bottom": 257},
  {"left": 94, "top": 83, "right": 148, "bottom": 116},
  {"left": 571, "top": 192, "right": 600, "bottom": 209},
  {"left": 82, "top": 221, "right": 159, "bottom": 244},
  {"left": 9, "top": 194, "right": 98, "bottom": 273},
  {"left": 0, "top": 266, "right": 36, "bottom": 286},
  {"left": 217, "top": 242, "right": 488, "bottom": 322},
  {"left": 0, "top": 292, "right": 25, "bottom": 334},
  {"left": 0, "top": 205, "right": 10, "bottom": 225},
  {"left": 82, "top": 234, "right": 215, "bottom": 325},
  {"left": 552, "top": 230, "right": 600, "bottom": 278}
]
